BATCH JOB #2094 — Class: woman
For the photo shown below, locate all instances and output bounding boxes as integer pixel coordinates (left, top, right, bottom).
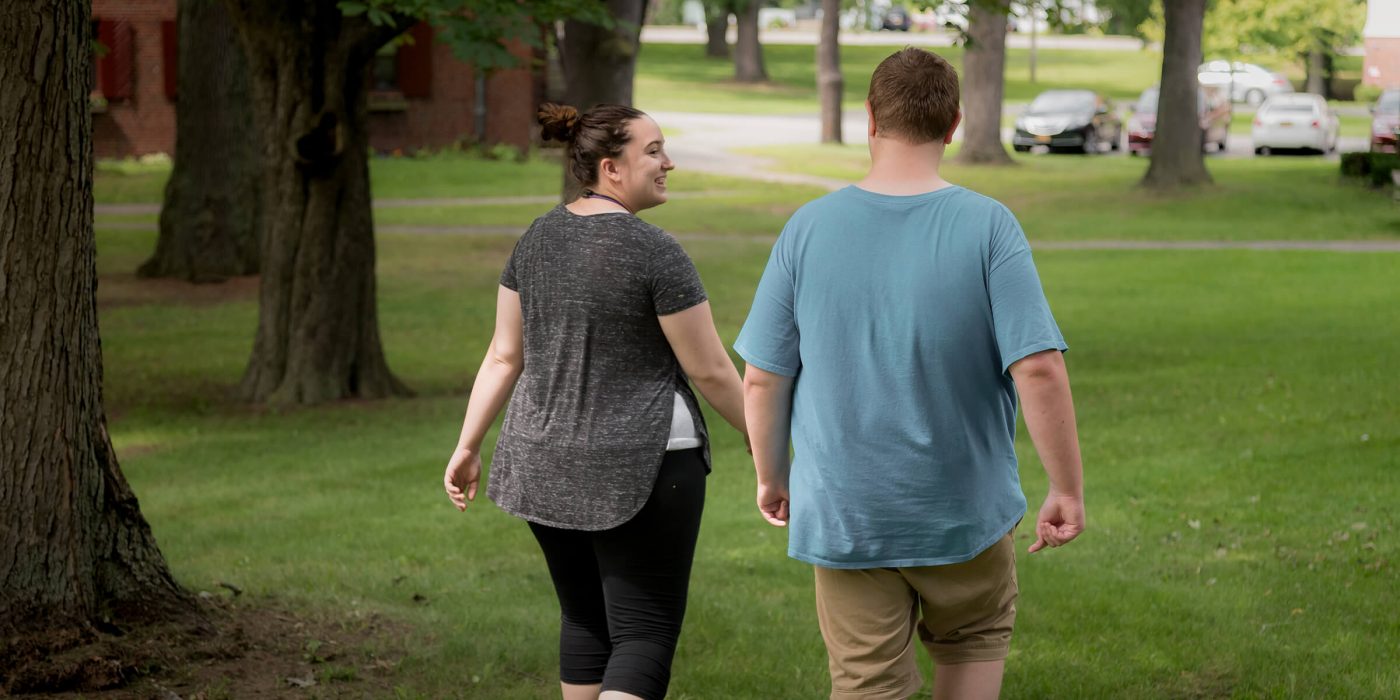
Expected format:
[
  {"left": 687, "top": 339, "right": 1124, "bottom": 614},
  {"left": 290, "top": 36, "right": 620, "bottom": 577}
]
[{"left": 442, "top": 103, "right": 747, "bottom": 700}]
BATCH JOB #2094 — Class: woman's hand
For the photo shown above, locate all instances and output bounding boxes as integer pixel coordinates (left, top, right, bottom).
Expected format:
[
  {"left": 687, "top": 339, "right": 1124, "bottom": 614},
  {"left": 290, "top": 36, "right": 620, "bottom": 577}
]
[{"left": 444, "top": 448, "right": 482, "bottom": 512}]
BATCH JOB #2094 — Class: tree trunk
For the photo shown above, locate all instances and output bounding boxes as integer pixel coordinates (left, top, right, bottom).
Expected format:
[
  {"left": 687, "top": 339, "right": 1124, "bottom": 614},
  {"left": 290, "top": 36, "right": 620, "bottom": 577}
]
[
  {"left": 818, "top": 0, "right": 843, "bottom": 144},
  {"left": 225, "top": 0, "right": 411, "bottom": 404},
  {"left": 1305, "top": 45, "right": 1327, "bottom": 97},
  {"left": 557, "top": 0, "right": 646, "bottom": 198},
  {"left": 955, "top": 1, "right": 1014, "bottom": 165},
  {"left": 705, "top": 5, "right": 729, "bottom": 58},
  {"left": 0, "top": 0, "right": 193, "bottom": 668},
  {"left": 734, "top": 0, "right": 767, "bottom": 83},
  {"left": 140, "top": 0, "right": 260, "bottom": 283},
  {"left": 1141, "top": 0, "right": 1211, "bottom": 189}
]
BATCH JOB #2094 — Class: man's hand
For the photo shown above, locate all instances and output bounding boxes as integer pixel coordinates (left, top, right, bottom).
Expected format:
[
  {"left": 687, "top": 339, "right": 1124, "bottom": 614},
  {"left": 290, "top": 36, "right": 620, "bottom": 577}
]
[
  {"left": 1028, "top": 490, "right": 1084, "bottom": 553},
  {"left": 443, "top": 448, "right": 482, "bottom": 512},
  {"left": 757, "top": 481, "right": 790, "bottom": 527}
]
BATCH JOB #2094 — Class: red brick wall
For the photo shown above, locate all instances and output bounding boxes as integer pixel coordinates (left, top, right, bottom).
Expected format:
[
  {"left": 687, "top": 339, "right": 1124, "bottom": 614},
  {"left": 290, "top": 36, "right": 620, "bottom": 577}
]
[
  {"left": 368, "top": 35, "right": 542, "bottom": 154},
  {"left": 89, "top": 5, "right": 542, "bottom": 159},
  {"left": 92, "top": 0, "right": 176, "bottom": 159},
  {"left": 1364, "top": 38, "right": 1400, "bottom": 88}
]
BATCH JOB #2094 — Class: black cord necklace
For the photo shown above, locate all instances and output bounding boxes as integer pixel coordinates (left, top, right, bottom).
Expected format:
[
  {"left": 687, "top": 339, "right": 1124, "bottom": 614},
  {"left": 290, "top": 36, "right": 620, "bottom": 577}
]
[{"left": 582, "top": 189, "right": 630, "bottom": 212}]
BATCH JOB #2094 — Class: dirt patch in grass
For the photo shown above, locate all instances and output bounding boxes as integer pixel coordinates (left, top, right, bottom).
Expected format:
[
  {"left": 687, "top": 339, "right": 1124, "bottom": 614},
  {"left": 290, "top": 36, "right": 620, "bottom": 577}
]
[
  {"left": 4, "top": 597, "right": 411, "bottom": 699},
  {"left": 98, "top": 274, "right": 259, "bottom": 311}
]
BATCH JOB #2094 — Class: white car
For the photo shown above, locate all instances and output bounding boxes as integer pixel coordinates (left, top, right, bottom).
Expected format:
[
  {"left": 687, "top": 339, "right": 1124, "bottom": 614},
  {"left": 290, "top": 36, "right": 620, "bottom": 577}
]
[
  {"left": 1198, "top": 60, "right": 1294, "bottom": 106},
  {"left": 1251, "top": 94, "right": 1340, "bottom": 155}
]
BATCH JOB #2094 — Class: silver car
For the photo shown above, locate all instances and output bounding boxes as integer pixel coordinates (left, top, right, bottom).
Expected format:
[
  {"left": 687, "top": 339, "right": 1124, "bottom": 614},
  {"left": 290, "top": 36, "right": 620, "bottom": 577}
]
[{"left": 1197, "top": 60, "right": 1294, "bottom": 107}]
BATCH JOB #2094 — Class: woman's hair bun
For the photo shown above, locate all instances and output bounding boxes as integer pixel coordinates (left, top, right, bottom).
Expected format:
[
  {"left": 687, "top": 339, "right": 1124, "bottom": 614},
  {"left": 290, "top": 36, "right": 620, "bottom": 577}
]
[{"left": 538, "top": 102, "right": 582, "bottom": 142}]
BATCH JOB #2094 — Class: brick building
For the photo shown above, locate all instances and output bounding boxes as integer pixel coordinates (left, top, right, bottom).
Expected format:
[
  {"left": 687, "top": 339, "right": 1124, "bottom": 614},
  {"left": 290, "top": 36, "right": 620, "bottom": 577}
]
[
  {"left": 1363, "top": 1, "right": 1400, "bottom": 88},
  {"left": 90, "top": 0, "right": 543, "bottom": 159}
]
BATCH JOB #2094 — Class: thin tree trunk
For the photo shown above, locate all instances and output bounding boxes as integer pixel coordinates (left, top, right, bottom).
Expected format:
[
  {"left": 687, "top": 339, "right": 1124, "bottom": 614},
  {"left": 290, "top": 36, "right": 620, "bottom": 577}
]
[
  {"left": 1305, "top": 45, "right": 1327, "bottom": 96},
  {"left": 734, "top": 0, "right": 767, "bottom": 83},
  {"left": 955, "top": 1, "right": 1014, "bottom": 165},
  {"left": 818, "top": 0, "right": 842, "bottom": 144},
  {"left": 705, "top": 6, "right": 729, "bottom": 58},
  {"left": 557, "top": 0, "right": 646, "bottom": 198},
  {"left": 1141, "top": 0, "right": 1211, "bottom": 189},
  {"left": 141, "top": 0, "right": 260, "bottom": 283},
  {"left": 0, "top": 0, "right": 193, "bottom": 677},
  {"left": 226, "top": 0, "right": 411, "bottom": 404}
]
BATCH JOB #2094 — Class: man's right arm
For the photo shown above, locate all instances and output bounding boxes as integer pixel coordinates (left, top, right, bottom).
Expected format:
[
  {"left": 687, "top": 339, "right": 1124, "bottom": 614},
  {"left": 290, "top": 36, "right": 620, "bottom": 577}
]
[
  {"left": 1008, "top": 349, "right": 1085, "bottom": 553},
  {"left": 743, "top": 364, "right": 794, "bottom": 527}
]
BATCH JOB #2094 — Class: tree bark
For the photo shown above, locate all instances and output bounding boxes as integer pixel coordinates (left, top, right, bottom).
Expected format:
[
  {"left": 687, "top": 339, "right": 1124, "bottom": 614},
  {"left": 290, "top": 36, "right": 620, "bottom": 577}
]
[
  {"left": 225, "top": 0, "right": 411, "bottom": 404},
  {"left": 955, "top": 1, "right": 1015, "bottom": 165},
  {"left": 557, "top": 0, "right": 646, "bottom": 198},
  {"left": 1141, "top": 0, "right": 1211, "bottom": 189},
  {"left": 140, "top": 0, "right": 260, "bottom": 283},
  {"left": 733, "top": 0, "right": 767, "bottom": 83},
  {"left": 818, "top": 0, "right": 843, "bottom": 144},
  {"left": 705, "top": 4, "right": 729, "bottom": 58},
  {"left": 1305, "top": 45, "right": 1327, "bottom": 97},
  {"left": 0, "top": 0, "right": 193, "bottom": 660}
]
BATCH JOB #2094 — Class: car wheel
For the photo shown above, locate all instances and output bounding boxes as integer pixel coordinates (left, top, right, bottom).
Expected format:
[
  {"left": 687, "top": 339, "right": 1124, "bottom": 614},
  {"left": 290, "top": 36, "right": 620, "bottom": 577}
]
[
  {"left": 1245, "top": 89, "right": 1265, "bottom": 107},
  {"left": 1013, "top": 144, "right": 1031, "bottom": 153},
  {"left": 1082, "top": 128, "right": 1098, "bottom": 154},
  {"left": 1110, "top": 131, "right": 1122, "bottom": 151},
  {"left": 1258, "top": 146, "right": 1272, "bottom": 156},
  {"left": 1219, "top": 132, "right": 1229, "bottom": 153}
]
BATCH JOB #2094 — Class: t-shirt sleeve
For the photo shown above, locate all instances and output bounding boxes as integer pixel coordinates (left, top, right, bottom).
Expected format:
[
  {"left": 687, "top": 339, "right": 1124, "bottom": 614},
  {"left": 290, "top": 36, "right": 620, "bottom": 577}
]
[
  {"left": 987, "top": 209, "right": 1067, "bottom": 374},
  {"left": 499, "top": 239, "right": 520, "bottom": 291},
  {"left": 649, "top": 233, "right": 708, "bottom": 316},
  {"left": 734, "top": 230, "right": 800, "bottom": 377}
]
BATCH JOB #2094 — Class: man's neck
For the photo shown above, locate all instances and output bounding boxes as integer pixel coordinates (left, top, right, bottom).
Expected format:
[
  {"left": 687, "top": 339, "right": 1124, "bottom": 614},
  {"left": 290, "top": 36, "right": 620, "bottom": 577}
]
[{"left": 856, "top": 136, "right": 952, "bottom": 196}]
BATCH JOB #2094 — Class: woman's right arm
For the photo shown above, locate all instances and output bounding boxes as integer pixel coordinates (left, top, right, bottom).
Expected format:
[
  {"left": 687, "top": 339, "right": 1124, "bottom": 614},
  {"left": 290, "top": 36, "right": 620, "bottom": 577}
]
[
  {"left": 444, "top": 285, "right": 524, "bottom": 511},
  {"left": 658, "top": 301, "right": 746, "bottom": 436}
]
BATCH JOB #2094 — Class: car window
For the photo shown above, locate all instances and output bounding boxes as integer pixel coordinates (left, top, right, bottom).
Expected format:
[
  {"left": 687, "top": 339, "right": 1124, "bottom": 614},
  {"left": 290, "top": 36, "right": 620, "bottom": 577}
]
[
  {"left": 1200, "top": 60, "right": 1230, "bottom": 73},
  {"left": 1379, "top": 91, "right": 1400, "bottom": 112},
  {"left": 1136, "top": 88, "right": 1158, "bottom": 112},
  {"left": 1028, "top": 92, "right": 1094, "bottom": 113},
  {"left": 1265, "top": 104, "right": 1317, "bottom": 115}
]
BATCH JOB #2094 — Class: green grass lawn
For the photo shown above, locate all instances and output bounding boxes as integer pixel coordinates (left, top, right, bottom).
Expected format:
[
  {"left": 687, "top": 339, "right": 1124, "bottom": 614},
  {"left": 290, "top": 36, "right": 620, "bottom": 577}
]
[
  {"left": 92, "top": 151, "right": 1398, "bottom": 698},
  {"left": 636, "top": 42, "right": 1166, "bottom": 114},
  {"left": 738, "top": 144, "right": 1400, "bottom": 242}
]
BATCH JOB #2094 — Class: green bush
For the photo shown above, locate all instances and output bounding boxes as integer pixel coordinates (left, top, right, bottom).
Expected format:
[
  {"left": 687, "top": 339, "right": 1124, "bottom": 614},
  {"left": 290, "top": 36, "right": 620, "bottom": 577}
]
[
  {"left": 1368, "top": 153, "right": 1400, "bottom": 188},
  {"left": 1340, "top": 151, "right": 1372, "bottom": 178},
  {"left": 1354, "top": 84, "right": 1385, "bottom": 105}
]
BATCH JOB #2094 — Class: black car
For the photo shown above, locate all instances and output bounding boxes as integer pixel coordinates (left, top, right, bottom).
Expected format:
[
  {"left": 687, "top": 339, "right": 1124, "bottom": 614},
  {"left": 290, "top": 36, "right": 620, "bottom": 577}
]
[
  {"left": 1012, "top": 89, "right": 1123, "bottom": 154},
  {"left": 881, "top": 6, "right": 911, "bottom": 31}
]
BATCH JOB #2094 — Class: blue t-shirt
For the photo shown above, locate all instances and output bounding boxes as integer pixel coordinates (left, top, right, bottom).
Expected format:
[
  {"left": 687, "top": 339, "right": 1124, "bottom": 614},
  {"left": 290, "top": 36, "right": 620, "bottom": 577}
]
[{"left": 734, "top": 185, "right": 1067, "bottom": 569}]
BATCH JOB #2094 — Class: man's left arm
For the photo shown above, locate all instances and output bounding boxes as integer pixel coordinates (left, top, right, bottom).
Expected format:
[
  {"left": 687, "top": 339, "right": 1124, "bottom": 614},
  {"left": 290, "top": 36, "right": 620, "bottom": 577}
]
[{"left": 744, "top": 365, "right": 793, "bottom": 527}]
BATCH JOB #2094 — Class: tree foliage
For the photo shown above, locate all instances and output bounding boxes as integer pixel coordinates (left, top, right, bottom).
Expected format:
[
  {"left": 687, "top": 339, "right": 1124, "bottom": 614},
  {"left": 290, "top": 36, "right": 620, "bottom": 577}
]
[
  {"left": 1139, "top": 0, "right": 1365, "bottom": 63},
  {"left": 339, "top": 0, "right": 612, "bottom": 70}
]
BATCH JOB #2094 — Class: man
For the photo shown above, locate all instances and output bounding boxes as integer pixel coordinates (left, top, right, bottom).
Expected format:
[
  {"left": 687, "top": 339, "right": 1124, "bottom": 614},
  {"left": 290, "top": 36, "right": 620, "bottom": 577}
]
[{"left": 735, "top": 48, "right": 1085, "bottom": 700}]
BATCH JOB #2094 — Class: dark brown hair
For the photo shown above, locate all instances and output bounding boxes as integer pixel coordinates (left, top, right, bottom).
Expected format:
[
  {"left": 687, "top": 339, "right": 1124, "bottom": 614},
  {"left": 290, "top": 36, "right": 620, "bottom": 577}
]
[
  {"left": 538, "top": 102, "right": 648, "bottom": 187},
  {"left": 867, "top": 48, "right": 960, "bottom": 144}
]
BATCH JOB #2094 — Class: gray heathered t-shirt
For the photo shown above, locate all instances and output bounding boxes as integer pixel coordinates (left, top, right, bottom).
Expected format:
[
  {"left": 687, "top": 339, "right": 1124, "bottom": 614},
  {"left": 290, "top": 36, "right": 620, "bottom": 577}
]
[{"left": 488, "top": 205, "right": 711, "bottom": 531}]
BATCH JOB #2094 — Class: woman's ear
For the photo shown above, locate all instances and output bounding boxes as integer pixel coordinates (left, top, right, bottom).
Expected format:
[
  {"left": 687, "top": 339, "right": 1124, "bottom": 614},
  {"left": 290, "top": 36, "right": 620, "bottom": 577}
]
[{"left": 600, "top": 157, "right": 623, "bottom": 184}]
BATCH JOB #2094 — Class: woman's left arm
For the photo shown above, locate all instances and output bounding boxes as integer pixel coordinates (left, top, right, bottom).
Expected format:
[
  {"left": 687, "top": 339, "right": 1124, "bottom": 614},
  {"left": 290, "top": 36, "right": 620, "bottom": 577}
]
[
  {"left": 444, "top": 286, "right": 524, "bottom": 512},
  {"left": 659, "top": 301, "right": 746, "bottom": 436}
]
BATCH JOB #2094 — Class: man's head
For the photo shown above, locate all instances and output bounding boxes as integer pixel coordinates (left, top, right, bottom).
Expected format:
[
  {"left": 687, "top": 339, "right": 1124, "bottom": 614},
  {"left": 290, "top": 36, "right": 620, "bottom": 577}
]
[{"left": 867, "top": 48, "right": 961, "bottom": 144}]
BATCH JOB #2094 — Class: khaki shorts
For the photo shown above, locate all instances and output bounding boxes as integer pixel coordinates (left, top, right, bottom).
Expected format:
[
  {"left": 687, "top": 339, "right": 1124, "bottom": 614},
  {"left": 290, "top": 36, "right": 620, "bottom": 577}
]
[{"left": 813, "top": 533, "right": 1018, "bottom": 700}]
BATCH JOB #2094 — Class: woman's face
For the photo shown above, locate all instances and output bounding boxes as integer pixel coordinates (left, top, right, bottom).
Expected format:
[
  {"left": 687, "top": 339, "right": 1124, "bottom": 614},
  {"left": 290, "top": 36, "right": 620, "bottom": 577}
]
[{"left": 601, "top": 116, "right": 674, "bottom": 211}]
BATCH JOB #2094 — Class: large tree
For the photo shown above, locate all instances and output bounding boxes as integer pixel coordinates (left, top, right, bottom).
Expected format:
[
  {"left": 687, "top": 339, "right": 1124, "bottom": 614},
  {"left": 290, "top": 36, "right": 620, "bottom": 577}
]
[
  {"left": 221, "top": 0, "right": 607, "bottom": 404},
  {"left": 1141, "top": 0, "right": 1211, "bottom": 189},
  {"left": 556, "top": 0, "right": 645, "bottom": 198},
  {"left": 0, "top": 0, "right": 194, "bottom": 685},
  {"left": 140, "top": 0, "right": 260, "bottom": 283},
  {"left": 704, "top": 1, "right": 730, "bottom": 58},
  {"left": 955, "top": 0, "right": 1015, "bottom": 165},
  {"left": 1201, "top": 0, "right": 1364, "bottom": 98},
  {"left": 733, "top": 0, "right": 768, "bottom": 82},
  {"left": 818, "top": 0, "right": 842, "bottom": 144}
]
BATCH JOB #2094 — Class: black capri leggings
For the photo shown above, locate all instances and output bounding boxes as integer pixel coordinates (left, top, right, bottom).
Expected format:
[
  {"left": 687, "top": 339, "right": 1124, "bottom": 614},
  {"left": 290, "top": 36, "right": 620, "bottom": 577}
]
[{"left": 528, "top": 448, "right": 707, "bottom": 700}]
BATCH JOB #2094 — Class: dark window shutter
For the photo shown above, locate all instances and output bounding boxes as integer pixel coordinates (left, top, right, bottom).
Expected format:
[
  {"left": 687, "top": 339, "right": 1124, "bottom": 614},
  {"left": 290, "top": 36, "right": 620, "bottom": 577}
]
[
  {"left": 396, "top": 23, "right": 434, "bottom": 98},
  {"left": 162, "top": 20, "right": 177, "bottom": 100},
  {"left": 98, "top": 20, "right": 134, "bottom": 99}
]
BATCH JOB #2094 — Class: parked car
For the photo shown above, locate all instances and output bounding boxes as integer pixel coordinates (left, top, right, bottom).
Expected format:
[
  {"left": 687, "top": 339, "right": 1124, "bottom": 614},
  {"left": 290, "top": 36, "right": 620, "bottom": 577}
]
[
  {"left": 1126, "top": 85, "right": 1232, "bottom": 156},
  {"left": 1197, "top": 60, "right": 1294, "bottom": 106},
  {"left": 881, "top": 5, "right": 912, "bottom": 31},
  {"left": 1370, "top": 88, "right": 1400, "bottom": 153},
  {"left": 1252, "top": 94, "right": 1340, "bottom": 155},
  {"left": 1012, "top": 89, "right": 1123, "bottom": 154}
]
